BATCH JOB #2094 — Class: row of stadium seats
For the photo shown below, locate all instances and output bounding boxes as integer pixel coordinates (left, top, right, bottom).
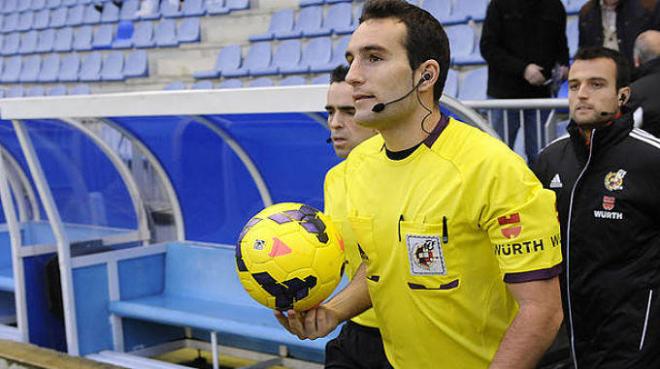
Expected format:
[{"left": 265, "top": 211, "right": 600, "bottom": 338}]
[
  {"left": 0, "top": 49, "right": 148, "bottom": 83},
  {"left": 0, "top": 82, "right": 91, "bottom": 96},
  {"left": 0, "top": 0, "right": 247, "bottom": 33},
  {"left": 0, "top": 18, "right": 200, "bottom": 55}
]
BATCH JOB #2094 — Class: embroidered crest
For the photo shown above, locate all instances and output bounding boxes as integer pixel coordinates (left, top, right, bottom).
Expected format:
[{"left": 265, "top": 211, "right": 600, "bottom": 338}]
[
  {"left": 407, "top": 235, "right": 446, "bottom": 275},
  {"left": 602, "top": 196, "right": 615, "bottom": 211},
  {"left": 604, "top": 170, "right": 627, "bottom": 191},
  {"left": 497, "top": 213, "right": 522, "bottom": 239}
]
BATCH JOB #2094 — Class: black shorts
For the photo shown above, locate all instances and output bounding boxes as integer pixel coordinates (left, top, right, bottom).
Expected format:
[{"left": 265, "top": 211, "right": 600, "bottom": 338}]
[{"left": 325, "top": 320, "right": 393, "bottom": 369}]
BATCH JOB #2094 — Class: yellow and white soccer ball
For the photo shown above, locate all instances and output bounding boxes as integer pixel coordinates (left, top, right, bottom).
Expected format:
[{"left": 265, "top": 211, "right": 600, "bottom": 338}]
[{"left": 235, "top": 202, "right": 345, "bottom": 312}]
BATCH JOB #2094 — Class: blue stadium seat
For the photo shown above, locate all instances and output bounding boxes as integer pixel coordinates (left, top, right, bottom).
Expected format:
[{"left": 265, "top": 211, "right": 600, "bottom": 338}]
[
  {"left": 299, "top": 0, "right": 323, "bottom": 7},
  {"left": 38, "top": 52, "right": 60, "bottom": 81},
  {"left": 422, "top": 0, "right": 453, "bottom": 24},
  {"left": 100, "top": 50, "right": 123, "bottom": 80},
  {"left": 17, "top": 11, "right": 35, "bottom": 32},
  {"left": 19, "top": 55, "right": 41, "bottom": 82},
  {"left": 249, "top": 9, "right": 294, "bottom": 42},
  {"left": 131, "top": 21, "right": 155, "bottom": 48},
  {"left": 53, "top": 26, "right": 73, "bottom": 51},
  {"left": 101, "top": 1, "right": 119, "bottom": 23},
  {"left": 281, "top": 36, "right": 330, "bottom": 74},
  {"left": 454, "top": 40, "right": 485, "bottom": 66},
  {"left": 83, "top": 4, "right": 101, "bottom": 24},
  {"left": 443, "top": 68, "right": 458, "bottom": 98},
  {"left": 119, "top": 0, "right": 139, "bottom": 21},
  {"left": 1, "top": 56, "right": 21, "bottom": 82},
  {"left": 73, "top": 25, "right": 93, "bottom": 50},
  {"left": 193, "top": 44, "right": 241, "bottom": 79},
  {"left": 223, "top": 41, "right": 270, "bottom": 78},
  {"left": 445, "top": 24, "right": 474, "bottom": 61},
  {"left": 16, "top": 0, "right": 31, "bottom": 13},
  {"left": 191, "top": 80, "right": 213, "bottom": 89},
  {"left": 566, "top": 0, "right": 587, "bottom": 14},
  {"left": 334, "top": 2, "right": 361, "bottom": 35},
  {"left": 79, "top": 51, "right": 101, "bottom": 81},
  {"left": 326, "top": 0, "right": 352, "bottom": 3},
  {"left": 310, "top": 35, "right": 348, "bottom": 73},
  {"left": 6, "top": 86, "right": 24, "bottom": 98},
  {"left": 177, "top": 17, "right": 200, "bottom": 43},
  {"left": 280, "top": 75, "right": 306, "bottom": 86},
  {"left": 2, "top": 33, "right": 20, "bottom": 55},
  {"left": 58, "top": 52, "right": 80, "bottom": 81},
  {"left": 92, "top": 23, "right": 113, "bottom": 48},
  {"left": 2, "top": 0, "right": 17, "bottom": 15},
  {"left": 33, "top": 8, "right": 50, "bottom": 29},
  {"left": 155, "top": 18, "right": 177, "bottom": 47},
  {"left": 217, "top": 78, "right": 242, "bottom": 88},
  {"left": 305, "top": 3, "right": 350, "bottom": 38},
  {"left": 26, "top": 86, "right": 46, "bottom": 97},
  {"left": 161, "top": 0, "right": 182, "bottom": 18},
  {"left": 458, "top": 66, "right": 487, "bottom": 100},
  {"left": 62, "top": 0, "right": 77, "bottom": 6},
  {"left": 163, "top": 80, "right": 185, "bottom": 90},
  {"left": 36, "top": 28, "right": 55, "bottom": 52},
  {"left": 277, "top": 6, "right": 323, "bottom": 39},
  {"left": 311, "top": 73, "right": 330, "bottom": 84},
  {"left": 183, "top": 0, "right": 206, "bottom": 16},
  {"left": 205, "top": 0, "right": 227, "bottom": 15},
  {"left": 112, "top": 19, "right": 133, "bottom": 47},
  {"left": 66, "top": 4, "right": 84, "bottom": 26},
  {"left": 49, "top": 7, "right": 68, "bottom": 28},
  {"left": 449, "top": 0, "right": 488, "bottom": 23},
  {"left": 224, "top": 0, "right": 248, "bottom": 12},
  {"left": 46, "top": 0, "right": 62, "bottom": 9},
  {"left": 567, "top": 18, "right": 578, "bottom": 58},
  {"left": 69, "top": 83, "right": 91, "bottom": 94},
  {"left": 3, "top": 13, "right": 18, "bottom": 33},
  {"left": 0, "top": 89, "right": 5, "bottom": 99},
  {"left": 19, "top": 30, "right": 39, "bottom": 54},
  {"left": 123, "top": 48, "right": 147, "bottom": 77},
  {"left": 248, "top": 76, "right": 273, "bottom": 87},
  {"left": 251, "top": 39, "right": 300, "bottom": 76},
  {"left": 139, "top": 0, "right": 160, "bottom": 19},
  {"left": 47, "top": 84, "right": 67, "bottom": 95},
  {"left": 31, "top": 0, "right": 47, "bottom": 11}
]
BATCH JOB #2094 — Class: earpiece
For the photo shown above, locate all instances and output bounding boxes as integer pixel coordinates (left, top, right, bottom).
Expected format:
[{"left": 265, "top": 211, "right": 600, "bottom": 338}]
[
  {"left": 618, "top": 94, "right": 626, "bottom": 103},
  {"left": 422, "top": 72, "right": 432, "bottom": 81}
]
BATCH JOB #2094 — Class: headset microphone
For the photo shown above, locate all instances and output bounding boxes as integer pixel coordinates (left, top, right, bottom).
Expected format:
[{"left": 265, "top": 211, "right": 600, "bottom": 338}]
[
  {"left": 600, "top": 111, "right": 617, "bottom": 117},
  {"left": 326, "top": 137, "right": 332, "bottom": 143},
  {"left": 372, "top": 73, "right": 432, "bottom": 113}
]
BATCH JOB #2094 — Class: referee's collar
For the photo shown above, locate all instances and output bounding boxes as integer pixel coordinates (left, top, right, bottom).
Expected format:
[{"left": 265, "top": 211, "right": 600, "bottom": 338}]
[{"left": 423, "top": 114, "right": 450, "bottom": 148}]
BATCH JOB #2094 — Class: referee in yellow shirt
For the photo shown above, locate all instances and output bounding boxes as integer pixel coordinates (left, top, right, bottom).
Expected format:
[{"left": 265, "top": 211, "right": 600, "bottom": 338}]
[{"left": 277, "top": 1, "right": 564, "bottom": 368}]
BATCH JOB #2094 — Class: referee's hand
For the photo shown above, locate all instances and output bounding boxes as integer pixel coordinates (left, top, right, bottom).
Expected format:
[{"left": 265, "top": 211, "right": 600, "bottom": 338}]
[{"left": 274, "top": 306, "right": 339, "bottom": 340}]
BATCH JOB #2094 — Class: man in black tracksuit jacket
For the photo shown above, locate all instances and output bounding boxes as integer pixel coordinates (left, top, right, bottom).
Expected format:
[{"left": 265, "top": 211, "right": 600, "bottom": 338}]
[{"left": 533, "top": 47, "right": 660, "bottom": 368}]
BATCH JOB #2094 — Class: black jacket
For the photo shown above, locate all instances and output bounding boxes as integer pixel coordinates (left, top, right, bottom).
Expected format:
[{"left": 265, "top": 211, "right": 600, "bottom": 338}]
[
  {"left": 533, "top": 114, "right": 660, "bottom": 368},
  {"left": 579, "top": 0, "right": 660, "bottom": 64},
  {"left": 480, "top": 0, "right": 569, "bottom": 98},
  {"left": 630, "top": 57, "right": 660, "bottom": 137}
]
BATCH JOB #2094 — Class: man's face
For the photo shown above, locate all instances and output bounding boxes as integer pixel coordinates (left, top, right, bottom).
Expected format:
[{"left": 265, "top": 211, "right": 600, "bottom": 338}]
[
  {"left": 345, "top": 18, "right": 415, "bottom": 129},
  {"left": 568, "top": 58, "right": 621, "bottom": 127},
  {"left": 326, "top": 81, "right": 375, "bottom": 158}
]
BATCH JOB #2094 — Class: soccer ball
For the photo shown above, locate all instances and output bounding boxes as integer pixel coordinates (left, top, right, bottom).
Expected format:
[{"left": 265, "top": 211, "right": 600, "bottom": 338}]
[{"left": 235, "top": 202, "right": 345, "bottom": 312}]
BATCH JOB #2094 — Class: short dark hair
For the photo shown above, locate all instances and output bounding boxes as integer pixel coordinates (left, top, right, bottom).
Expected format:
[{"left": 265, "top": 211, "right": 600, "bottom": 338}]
[
  {"left": 574, "top": 47, "right": 631, "bottom": 89},
  {"left": 330, "top": 65, "right": 349, "bottom": 84},
  {"left": 359, "top": 0, "right": 450, "bottom": 102}
]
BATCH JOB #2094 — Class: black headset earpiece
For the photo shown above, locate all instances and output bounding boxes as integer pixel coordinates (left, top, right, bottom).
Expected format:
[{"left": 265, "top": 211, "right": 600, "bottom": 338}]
[
  {"left": 422, "top": 72, "right": 432, "bottom": 81},
  {"left": 619, "top": 94, "right": 626, "bottom": 103}
]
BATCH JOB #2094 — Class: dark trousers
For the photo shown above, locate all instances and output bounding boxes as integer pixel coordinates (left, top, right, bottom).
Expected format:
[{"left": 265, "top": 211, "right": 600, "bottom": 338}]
[{"left": 325, "top": 321, "right": 393, "bottom": 369}]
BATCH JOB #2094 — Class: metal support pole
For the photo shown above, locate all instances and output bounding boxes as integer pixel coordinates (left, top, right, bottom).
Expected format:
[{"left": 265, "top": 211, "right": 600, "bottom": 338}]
[{"left": 12, "top": 120, "right": 80, "bottom": 355}]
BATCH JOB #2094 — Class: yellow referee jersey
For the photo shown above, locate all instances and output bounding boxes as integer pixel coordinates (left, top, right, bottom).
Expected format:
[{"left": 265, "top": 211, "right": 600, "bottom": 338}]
[
  {"left": 325, "top": 158, "right": 380, "bottom": 329},
  {"left": 344, "top": 117, "right": 562, "bottom": 368}
]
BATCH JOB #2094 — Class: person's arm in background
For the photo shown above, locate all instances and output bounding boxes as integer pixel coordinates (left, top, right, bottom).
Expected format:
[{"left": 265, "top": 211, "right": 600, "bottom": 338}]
[{"left": 480, "top": 0, "right": 529, "bottom": 79}]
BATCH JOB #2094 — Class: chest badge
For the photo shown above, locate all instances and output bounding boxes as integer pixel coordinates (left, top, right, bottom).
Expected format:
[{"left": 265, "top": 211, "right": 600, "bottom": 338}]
[
  {"left": 604, "top": 169, "right": 627, "bottom": 191},
  {"left": 602, "top": 196, "right": 615, "bottom": 211},
  {"left": 407, "top": 235, "right": 446, "bottom": 275}
]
